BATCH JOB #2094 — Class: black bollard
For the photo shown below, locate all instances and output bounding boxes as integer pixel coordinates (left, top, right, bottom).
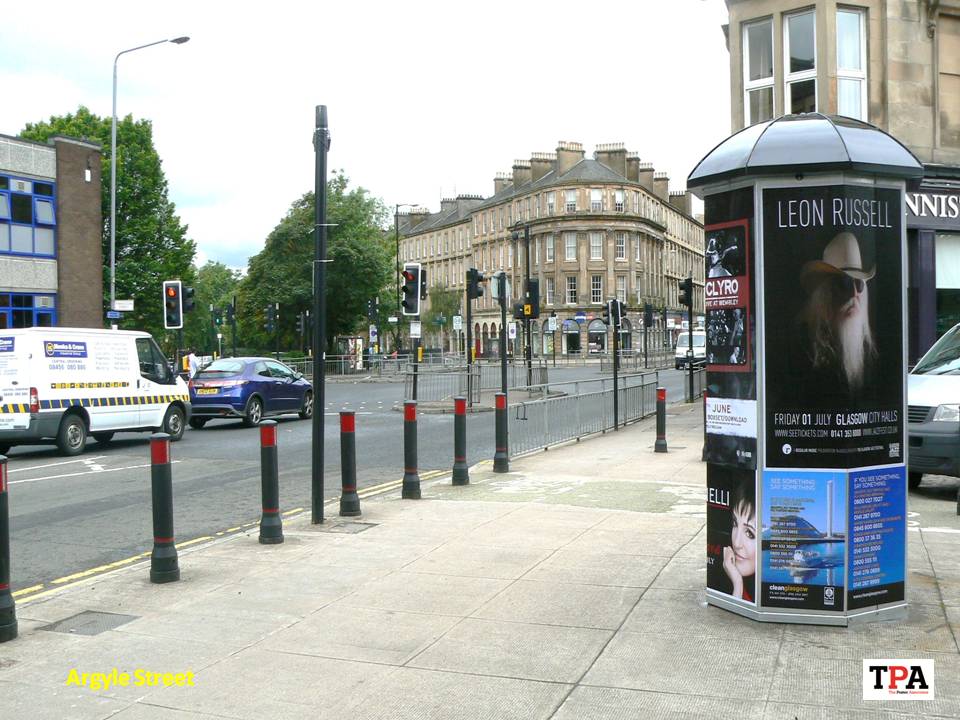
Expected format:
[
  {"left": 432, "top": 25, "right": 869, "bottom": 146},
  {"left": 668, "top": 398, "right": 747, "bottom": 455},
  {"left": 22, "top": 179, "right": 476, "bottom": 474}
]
[
  {"left": 493, "top": 392, "right": 510, "bottom": 473},
  {"left": 150, "top": 433, "right": 180, "bottom": 583},
  {"left": 339, "top": 411, "right": 361, "bottom": 516},
  {"left": 402, "top": 401, "right": 421, "bottom": 499},
  {"left": 259, "top": 420, "right": 284, "bottom": 544},
  {"left": 0, "top": 455, "right": 17, "bottom": 643},
  {"left": 452, "top": 396, "right": 469, "bottom": 486},
  {"left": 654, "top": 387, "right": 668, "bottom": 453}
]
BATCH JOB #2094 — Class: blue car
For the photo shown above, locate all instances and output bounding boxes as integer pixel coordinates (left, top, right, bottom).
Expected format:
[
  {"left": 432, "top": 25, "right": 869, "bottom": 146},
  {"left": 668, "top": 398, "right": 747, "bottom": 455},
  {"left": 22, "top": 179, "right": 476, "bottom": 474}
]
[{"left": 188, "top": 357, "right": 313, "bottom": 429}]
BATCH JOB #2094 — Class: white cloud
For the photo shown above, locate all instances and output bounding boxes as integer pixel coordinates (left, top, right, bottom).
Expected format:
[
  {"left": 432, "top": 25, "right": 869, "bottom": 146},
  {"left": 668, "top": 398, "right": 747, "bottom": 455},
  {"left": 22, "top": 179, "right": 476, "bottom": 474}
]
[{"left": 1, "top": 0, "right": 731, "bottom": 268}]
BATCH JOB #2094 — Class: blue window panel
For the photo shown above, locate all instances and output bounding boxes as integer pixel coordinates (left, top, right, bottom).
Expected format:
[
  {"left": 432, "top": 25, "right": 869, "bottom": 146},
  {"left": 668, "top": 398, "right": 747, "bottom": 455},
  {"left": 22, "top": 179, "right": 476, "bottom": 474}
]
[
  {"left": 10, "top": 225, "right": 31, "bottom": 253},
  {"left": 0, "top": 225, "right": 8, "bottom": 252},
  {"left": 35, "top": 227, "right": 54, "bottom": 255},
  {"left": 35, "top": 198, "right": 55, "bottom": 225},
  {"left": 0, "top": 193, "right": 8, "bottom": 220}
]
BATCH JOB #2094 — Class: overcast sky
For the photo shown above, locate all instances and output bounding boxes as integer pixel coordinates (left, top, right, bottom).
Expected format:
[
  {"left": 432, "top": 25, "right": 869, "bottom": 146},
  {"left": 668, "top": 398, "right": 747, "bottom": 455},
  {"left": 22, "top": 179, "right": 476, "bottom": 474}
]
[{"left": 0, "top": 0, "right": 732, "bottom": 270}]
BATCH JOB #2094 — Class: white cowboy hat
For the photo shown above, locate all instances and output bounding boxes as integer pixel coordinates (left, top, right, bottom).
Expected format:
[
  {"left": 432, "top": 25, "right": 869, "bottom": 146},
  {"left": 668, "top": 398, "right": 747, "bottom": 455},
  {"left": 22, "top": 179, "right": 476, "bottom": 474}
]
[{"left": 800, "top": 231, "right": 875, "bottom": 290}]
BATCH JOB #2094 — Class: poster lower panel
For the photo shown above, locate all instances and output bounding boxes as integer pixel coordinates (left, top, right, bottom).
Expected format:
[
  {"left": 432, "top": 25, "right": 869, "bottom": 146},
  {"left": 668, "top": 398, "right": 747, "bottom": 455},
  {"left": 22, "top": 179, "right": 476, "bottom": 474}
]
[{"left": 707, "top": 465, "right": 758, "bottom": 605}]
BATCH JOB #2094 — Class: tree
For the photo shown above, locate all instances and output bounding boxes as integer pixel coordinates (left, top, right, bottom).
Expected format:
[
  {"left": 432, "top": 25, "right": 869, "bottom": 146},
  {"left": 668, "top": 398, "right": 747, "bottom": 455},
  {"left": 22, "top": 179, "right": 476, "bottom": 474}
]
[
  {"left": 183, "top": 261, "right": 242, "bottom": 354},
  {"left": 237, "top": 173, "right": 391, "bottom": 353},
  {"left": 19, "top": 106, "right": 196, "bottom": 343},
  {"left": 423, "top": 285, "right": 462, "bottom": 351}
]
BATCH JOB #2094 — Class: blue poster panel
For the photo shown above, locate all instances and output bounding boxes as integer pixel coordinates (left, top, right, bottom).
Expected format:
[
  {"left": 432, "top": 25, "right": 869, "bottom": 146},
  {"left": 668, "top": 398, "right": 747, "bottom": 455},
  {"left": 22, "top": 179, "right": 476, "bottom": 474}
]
[
  {"left": 847, "top": 465, "right": 906, "bottom": 610},
  {"left": 761, "top": 469, "right": 847, "bottom": 611}
]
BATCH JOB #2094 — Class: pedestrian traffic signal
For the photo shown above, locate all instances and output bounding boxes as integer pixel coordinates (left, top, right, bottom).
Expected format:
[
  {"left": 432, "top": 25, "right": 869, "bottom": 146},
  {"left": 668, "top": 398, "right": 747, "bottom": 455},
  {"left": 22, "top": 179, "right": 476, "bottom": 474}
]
[
  {"left": 678, "top": 277, "right": 693, "bottom": 308},
  {"left": 163, "top": 280, "right": 183, "bottom": 330},
  {"left": 467, "top": 268, "right": 485, "bottom": 300},
  {"left": 401, "top": 263, "right": 421, "bottom": 316},
  {"left": 525, "top": 278, "right": 540, "bottom": 318},
  {"left": 183, "top": 286, "right": 196, "bottom": 314},
  {"left": 264, "top": 304, "right": 277, "bottom": 333},
  {"left": 213, "top": 308, "right": 223, "bottom": 326}
]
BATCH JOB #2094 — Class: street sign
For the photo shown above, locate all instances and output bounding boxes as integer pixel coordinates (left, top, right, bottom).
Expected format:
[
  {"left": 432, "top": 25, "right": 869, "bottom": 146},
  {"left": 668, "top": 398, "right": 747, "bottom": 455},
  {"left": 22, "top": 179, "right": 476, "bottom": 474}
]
[
  {"left": 575, "top": 311, "right": 586, "bottom": 321},
  {"left": 113, "top": 299, "right": 134, "bottom": 311},
  {"left": 434, "top": 315, "right": 446, "bottom": 325},
  {"left": 453, "top": 315, "right": 463, "bottom": 331},
  {"left": 410, "top": 321, "right": 422, "bottom": 339},
  {"left": 388, "top": 316, "right": 399, "bottom": 324},
  {"left": 508, "top": 322, "right": 517, "bottom": 340},
  {"left": 217, "top": 332, "right": 223, "bottom": 340},
  {"left": 369, "top": 324, "right": 378, "bottom": 341},
  {"left": 547, "top": 316, "right": 558, "bottom": 332},
  {"left": 106, "top": 310, "right": 122, "bottom": 319}
]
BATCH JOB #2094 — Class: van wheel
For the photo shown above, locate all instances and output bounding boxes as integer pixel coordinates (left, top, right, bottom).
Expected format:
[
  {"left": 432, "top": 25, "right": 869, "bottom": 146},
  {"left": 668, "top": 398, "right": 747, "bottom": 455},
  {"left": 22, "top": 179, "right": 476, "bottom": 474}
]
[
  {"left": 163, "top": 406, "right": 186, "bottom": 441},
  {"left": 299, "top": 391, "right": 314, "bottom": 419},
  {"left": 93, "top": 432, "right": 115, "bottom": 445},
  {"left": 189, "top": 417, "right": 207, "bottom": 430},
  {"left": 243, "top": 397, "right": 263, "bottom": 428},
  {"left": 57, "top": 414, "right": 88, "bottom": 456},
  {"left": 909, "top": 472, "right": 923, "bottom": 490}
]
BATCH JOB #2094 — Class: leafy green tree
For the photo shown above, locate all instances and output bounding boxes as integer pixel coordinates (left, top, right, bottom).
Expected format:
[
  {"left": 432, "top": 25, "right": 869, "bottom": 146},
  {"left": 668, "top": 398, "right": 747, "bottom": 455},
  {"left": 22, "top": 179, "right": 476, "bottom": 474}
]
[
  {"left": 20, "top": 106, "right": 195, "bottom": 342},
  {"left": 423, "top": 285, "right": 462, "bottom": 350},
  {"left": 183, "top": 261, "right": 242, "bottom": 354},
  {"left": 237, "top": 173, "right": 391, "bottom": 353}
]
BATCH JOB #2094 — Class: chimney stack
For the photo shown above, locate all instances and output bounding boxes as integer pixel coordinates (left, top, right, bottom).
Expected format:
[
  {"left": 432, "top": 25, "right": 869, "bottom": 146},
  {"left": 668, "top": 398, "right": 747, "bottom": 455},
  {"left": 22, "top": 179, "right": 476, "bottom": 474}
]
[
  {"left": 594, "top": 143, "right": 627, "bottom": 178},
  {"left": 512, "top": 159, "right": 532, "bottom": 189},
  {"left": 440, "top": 197, "right": 456, "bottom": 214},
  {"left": 626, "top": 153, "right": 641, "bottom": 182},
  {"left": 556, "top": 141, "right": 585, "bottom": 175},
  {"left": 405, "top": 207, "right": 431, "bottom": 232},
  {"left": 669, "top": 190, "right": 693, "bottom": 217},
  {"left": 653, "top": 171, "right": 670, "bottom": 201},
  {"left": 637, "top": 162, "right": 655, "bottom": 192},
  {"left": 493, "top": 171, "right": 512, "bottom": 195},
  {"left": 530, "top": 152, "right": 556, "bottom": 182}
]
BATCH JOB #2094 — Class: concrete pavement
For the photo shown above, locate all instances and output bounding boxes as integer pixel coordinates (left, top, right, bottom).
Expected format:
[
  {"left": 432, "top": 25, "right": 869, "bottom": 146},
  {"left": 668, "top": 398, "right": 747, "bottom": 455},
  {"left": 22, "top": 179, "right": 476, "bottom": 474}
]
[{"left": 2, "top": 404, "right": 959, "bottom": 719}]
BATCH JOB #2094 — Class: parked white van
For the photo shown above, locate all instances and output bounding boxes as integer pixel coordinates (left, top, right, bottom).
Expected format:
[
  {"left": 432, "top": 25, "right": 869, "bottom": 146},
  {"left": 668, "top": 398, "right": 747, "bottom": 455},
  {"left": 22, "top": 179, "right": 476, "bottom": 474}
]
[
  {"left": 674, "top": 331, "right": 707, "bottom": 369},
  {"left": 0, "top": 327, "right": 191, "bottom": 456}
]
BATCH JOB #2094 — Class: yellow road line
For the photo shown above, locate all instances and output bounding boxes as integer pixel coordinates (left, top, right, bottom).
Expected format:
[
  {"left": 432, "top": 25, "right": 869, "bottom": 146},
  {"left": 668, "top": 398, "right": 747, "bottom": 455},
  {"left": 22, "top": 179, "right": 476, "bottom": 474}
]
[
  {"left": 176, "top": 535, "right": 214, "bottom": 549},
  {"left": 282, "top": 507, "right": 304, "bottom": 516},
  {"left": 12, "top": 584, "right": 44, "bottom": 598},
  {"left": 51, "top": 552, "right": 150, "bottom": 585}
]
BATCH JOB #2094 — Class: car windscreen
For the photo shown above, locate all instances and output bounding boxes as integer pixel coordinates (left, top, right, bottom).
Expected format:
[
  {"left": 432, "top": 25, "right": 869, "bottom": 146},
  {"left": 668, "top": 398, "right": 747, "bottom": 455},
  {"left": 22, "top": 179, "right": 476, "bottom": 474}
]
[
  {"left": 912, "top": 325, "right": 960, "bottom": 375},
  {"left": 196, "top": 359, "right": 245, "bottom": 378}
]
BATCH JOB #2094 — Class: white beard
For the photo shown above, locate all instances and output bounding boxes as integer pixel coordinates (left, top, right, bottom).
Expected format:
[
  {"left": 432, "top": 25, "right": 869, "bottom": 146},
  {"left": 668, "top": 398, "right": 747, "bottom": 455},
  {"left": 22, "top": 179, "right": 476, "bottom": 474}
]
[
  {"left": 806, "top": 282, "right": 876, "bottom": 392},
  {"left": 837, "top": 305, "right": 869, "bottom": 391}
]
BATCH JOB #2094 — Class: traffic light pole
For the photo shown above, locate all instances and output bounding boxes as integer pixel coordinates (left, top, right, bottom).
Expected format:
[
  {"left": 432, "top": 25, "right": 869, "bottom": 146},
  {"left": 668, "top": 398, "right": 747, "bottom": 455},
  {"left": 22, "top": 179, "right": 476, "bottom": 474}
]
[
  {"left": 688, "top": 297, "right": 694, "bottom": 403},
  {"left": 311, "top": 104, "right": 330, "bottom": 525},
  {"left": 613, "top": 309, "right": 619, "bottom": 431},
  {"left": 466, "top": 277, "right": 473, "bottom": 408},
  {"left": 499, "top": 280, "right": 507, "bottom": 397},
  {"left": 231, "top": 295, "right": 237, "bottom": 358},
  {"left": 523, "top": 225, "right": 532, "bottom": 387}
]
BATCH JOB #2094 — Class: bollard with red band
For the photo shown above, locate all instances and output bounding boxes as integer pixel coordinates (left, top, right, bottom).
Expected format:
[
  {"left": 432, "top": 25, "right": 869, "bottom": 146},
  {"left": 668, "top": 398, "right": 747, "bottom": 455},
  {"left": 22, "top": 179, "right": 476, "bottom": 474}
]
[
  {"left": 493, "top": 392, "right": 509, "bottom": 473},
  {"left": 452, "top": 396, "right": 469, "bottom": 486},
  {"left": 150, "top": 433, "right": 180, "bottom": 583},
  {"left": 654, "top": 387, "right": 668, "bottom": 453},
  {"left": 259, "top": 420, "right": 284, "bottom": 544},
  {"left": 0, "top": 455, "right": 17, "bottom": 642},
  {"left": 339, "top": 411, "right": 361, "bottom": 516},
  {"left": 402, "top": 401, "right": 421, "bottom": 499}
]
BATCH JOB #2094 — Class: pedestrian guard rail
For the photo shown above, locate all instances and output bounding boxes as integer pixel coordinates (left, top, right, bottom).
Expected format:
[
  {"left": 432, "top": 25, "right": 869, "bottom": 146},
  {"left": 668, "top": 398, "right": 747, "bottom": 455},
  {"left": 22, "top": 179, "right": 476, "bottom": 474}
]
[
  {"left": 686, "top": 366, "right": 706, "bottom": 402},
  {"left": 508, "top": 372, "right": 659, "bottom": 456},
  {"left": 599, "top": 348, "right": 675, "bottom": 372}
]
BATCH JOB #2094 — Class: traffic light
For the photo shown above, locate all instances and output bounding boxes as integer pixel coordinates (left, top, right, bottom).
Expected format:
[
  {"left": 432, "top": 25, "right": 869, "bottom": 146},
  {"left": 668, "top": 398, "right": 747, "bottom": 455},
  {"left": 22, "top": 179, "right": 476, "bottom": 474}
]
[
  {"left": 611, "top": 300, "right": 624, "bottom": 329},
  {"left": 513, "top": 302, "right": 525, "bottom": 320},
  {"left": 264, "top": 304, "right": 276, "bottom": 333},
  {"left": 163, "top": 281, "right": 183, "bottom": 330},
  {"left": 296, "top": 311, "right": 305, "bottom": 334},
  {"left": 419, "top": 268, "right": 428, "bottom": 300},
  {"left": 467, "top": 268, "right": 485, "bottom": 299},
  {"left": 401, "top": 262, "right": 421, "bottom": 316},
  {"left": 183, "top": 286, "right": 196, "bottom": 314},
  {"left": 213, "top": 308, "right": 223, "bottom": 326},
  {"left": 226, "top": 302, "right": 236, "bottom": 324},
  {"left": 525, "top": 278, "right": 540, "bottom": 318},
  {"left": 602, "top": 300, "right": 611, "bottom": 326},
  {"left": 678, "top": 276, "right": 693, "bottom": 308},
  {"left": 644, "top": 303, "right": 653, "bottom": 328},
  {"left": 367, "top": 299, "right": 376, "bottom": 322}
]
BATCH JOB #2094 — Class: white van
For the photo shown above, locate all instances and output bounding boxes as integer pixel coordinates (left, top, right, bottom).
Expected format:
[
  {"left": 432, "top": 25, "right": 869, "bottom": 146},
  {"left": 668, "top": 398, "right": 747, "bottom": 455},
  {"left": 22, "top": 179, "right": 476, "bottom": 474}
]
[
  {"left": 675, "top": 330, "right": 706, "bottom": 369},
  {"left": 0, "top": 327, "right": 191, "bottom": 456}
]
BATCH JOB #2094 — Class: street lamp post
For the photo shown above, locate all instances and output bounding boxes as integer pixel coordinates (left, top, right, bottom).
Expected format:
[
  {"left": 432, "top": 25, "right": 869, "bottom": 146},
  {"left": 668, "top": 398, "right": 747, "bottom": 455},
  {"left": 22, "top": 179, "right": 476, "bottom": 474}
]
[{"left": 110, "top": 36, "right": 189, "bottom": 312}]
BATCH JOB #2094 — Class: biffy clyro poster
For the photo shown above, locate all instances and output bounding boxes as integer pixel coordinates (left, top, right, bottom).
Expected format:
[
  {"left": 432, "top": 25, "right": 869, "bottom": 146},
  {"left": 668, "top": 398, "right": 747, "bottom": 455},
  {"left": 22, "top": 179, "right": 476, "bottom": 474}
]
[{"left": 763, "top": 185, "right": 904, "bottom": 470}]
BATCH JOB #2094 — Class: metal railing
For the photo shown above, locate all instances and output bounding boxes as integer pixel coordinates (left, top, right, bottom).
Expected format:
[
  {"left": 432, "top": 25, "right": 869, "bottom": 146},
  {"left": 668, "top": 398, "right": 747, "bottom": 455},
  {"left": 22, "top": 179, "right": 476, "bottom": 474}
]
[
  {"left": 475, "top": 361, "right": 548, "bottom": 391},
  {"left": 286, "top": 355, "right": 412, "bottom": 378},
  {"left": 403, "top": 364, "right": 481, "bottom": 403},
  {"left": 508, "top": 372, "right": 659, "bottom": 456},
  {"left": 599, "top": 348, "right": 675, "bottom": 372},
  {"left": 685, "top": 365, "right": 706, "bottom": 402}
]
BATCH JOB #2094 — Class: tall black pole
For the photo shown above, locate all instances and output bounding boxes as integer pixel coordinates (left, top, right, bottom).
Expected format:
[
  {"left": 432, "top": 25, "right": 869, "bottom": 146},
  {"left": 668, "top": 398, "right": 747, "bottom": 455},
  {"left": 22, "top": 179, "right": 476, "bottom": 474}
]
[
  {"left": 312, "top": 105, "right": 330, "bottom": 525},
  {"left": 523, "top": 225, "right": 532, "bottom": 387},
  {"left": 613, "top": 307, "right": 619, "bottom": 431},
  {"left": 687, "top": 291, "right": 694, "bottom": 403},
  {"left": 231, "top": 294, "right": 237, "bottom": 358},
  {"left": 466, "top": 271, "right": 474, "bottom": 407},
  {"left": 395, "top": 206, "right": 401, "bottom": 315},
  {"left": 499, "top": 275, "right": 507, "bottom": 397}
]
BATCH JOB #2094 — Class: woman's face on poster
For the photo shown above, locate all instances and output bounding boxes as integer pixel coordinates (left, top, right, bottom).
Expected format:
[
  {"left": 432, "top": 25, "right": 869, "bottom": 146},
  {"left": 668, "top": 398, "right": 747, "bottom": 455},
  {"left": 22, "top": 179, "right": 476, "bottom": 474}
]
[{"left": 731, "top": 501, "right": 756, "bottom": 577}]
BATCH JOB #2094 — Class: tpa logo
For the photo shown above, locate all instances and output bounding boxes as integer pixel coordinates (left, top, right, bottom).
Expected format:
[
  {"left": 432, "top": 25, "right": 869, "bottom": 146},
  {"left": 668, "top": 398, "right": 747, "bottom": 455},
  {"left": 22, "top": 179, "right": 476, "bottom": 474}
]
[{"left": 863, "top": 659, "right": 934, "bottom": 700}]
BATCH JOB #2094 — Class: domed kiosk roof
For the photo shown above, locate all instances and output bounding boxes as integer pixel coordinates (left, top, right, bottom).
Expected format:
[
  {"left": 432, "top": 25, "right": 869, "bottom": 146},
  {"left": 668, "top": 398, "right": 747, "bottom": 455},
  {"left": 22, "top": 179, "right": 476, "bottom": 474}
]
[{"left": 687, "top": 114, "right": 923, "bottom": 194}]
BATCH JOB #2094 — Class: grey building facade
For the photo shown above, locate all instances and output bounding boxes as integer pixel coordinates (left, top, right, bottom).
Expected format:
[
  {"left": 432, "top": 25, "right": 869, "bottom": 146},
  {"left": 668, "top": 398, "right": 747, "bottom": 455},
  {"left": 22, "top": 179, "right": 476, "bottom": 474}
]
[{"left": 0, "top": 133, "right": 103, "bottom": 329}]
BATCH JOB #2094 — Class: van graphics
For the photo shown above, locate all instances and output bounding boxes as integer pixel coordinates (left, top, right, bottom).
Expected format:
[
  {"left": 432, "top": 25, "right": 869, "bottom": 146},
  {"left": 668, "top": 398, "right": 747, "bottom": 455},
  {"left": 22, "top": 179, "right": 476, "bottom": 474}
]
[
  {"left": 50, "top": 381, "right": 130, "bottom": 390},
  {"left": 44, "top": 341, "right": 88, "bottom": 358},
  {"left": 35, "top": 394, "right": 189, "bottom": 410},
  {"left": 0, "top": 337, "right": 14, "bottom": 353}
]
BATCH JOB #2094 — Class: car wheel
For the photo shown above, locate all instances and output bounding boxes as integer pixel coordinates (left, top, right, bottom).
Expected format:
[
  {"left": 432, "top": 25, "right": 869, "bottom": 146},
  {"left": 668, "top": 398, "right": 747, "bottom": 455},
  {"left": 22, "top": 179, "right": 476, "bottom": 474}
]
[
  {"left": 57, "top": 413, "right": 88, "bottom": 456},
  {"left": 909, "top": 472, "right": 923, "bottom": 490},
  {"left": 163, "top": 405, "right": 186, "bottom": 441},
  {"left": 93, "top": 432, "right": 115, "bottom": 445},
  {"left": 188, "top": 417, "right": 207, "bottom": 430},
  {"left": 243, "top": 397, "right": 263, "bottom": 428},
  {"left": 299, "top": 391, "right": 314, "bottom": 419}
]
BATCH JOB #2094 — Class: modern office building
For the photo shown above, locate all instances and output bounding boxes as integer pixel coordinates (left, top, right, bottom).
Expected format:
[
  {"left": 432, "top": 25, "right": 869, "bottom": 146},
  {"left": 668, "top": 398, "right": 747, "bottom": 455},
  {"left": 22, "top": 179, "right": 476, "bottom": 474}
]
[
  {"left": 399, "top": 141, "right": 704, "bottom": 355},
  {"left": 723, "top": 0, "right": 960, "bottom": 360},
  {"left": 0, "top": 133, "right": 103, "bottom": 328}
]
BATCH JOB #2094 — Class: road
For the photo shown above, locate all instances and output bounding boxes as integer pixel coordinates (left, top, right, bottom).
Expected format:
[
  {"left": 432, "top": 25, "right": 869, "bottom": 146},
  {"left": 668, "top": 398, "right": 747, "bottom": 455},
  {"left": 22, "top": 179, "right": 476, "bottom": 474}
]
[{"left": 6, "top": 365, "right": 691, "bottom": 595}]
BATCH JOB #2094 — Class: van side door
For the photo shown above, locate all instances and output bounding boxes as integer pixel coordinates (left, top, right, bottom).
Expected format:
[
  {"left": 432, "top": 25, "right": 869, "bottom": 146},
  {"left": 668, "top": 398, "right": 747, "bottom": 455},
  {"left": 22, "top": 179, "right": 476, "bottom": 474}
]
[{"left": 136, "top": 338, "right": 177, "bottom": 428}]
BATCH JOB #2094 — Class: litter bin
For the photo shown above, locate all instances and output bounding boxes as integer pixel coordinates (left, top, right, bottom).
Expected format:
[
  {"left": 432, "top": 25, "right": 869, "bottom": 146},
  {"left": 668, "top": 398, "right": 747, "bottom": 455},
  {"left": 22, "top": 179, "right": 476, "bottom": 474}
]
[{"left": 688, "top": 113, "right": 923, "bottom": 625}]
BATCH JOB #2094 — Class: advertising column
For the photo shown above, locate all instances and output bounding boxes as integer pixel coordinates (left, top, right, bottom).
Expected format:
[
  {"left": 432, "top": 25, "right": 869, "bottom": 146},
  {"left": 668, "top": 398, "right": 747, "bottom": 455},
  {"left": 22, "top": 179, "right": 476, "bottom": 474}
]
[{"left": 762, "top": 184, "right": 906, "bottom": 614}]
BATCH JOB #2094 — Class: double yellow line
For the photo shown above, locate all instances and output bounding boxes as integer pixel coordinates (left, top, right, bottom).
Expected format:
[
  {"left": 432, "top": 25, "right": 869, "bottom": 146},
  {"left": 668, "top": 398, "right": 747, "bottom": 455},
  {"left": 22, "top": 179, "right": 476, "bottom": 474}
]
[{"left": 14, "top": 470, "right": 451, "bottom": 604}]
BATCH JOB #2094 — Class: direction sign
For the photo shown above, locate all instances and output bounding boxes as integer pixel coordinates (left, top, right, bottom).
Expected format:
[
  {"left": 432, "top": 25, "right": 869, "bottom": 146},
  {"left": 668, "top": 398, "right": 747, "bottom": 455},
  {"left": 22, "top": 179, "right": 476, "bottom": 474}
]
[
  {"left": 508, "top": 322, "right": 517, "bottom": 340},
  {"left": 453, "top": 315, "right": 463, "bottom": 331},
  {"left": 113, "top": 299, "right": 134, "bottom": 311},
  {"left": 388, "top": 316, "right": 399, "bottom": 324},
  {"left": 547, "top": 316, "right": 558, "bottom": 332},
  {"left": 410, "top": 321, "right": 422, "bottom": 339},
  {"left": 106, "top": 310, "right": 122, "bottom": 319}
]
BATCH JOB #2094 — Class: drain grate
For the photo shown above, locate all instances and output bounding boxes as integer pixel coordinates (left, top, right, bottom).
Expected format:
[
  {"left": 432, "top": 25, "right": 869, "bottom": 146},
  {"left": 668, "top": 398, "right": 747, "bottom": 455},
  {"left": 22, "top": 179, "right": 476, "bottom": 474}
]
[
  {"left": 41, "top": 611, "right": 139, "bottom": 636},
  {"left": 313, "top": 521, "right": 378, "bottom": 534}
]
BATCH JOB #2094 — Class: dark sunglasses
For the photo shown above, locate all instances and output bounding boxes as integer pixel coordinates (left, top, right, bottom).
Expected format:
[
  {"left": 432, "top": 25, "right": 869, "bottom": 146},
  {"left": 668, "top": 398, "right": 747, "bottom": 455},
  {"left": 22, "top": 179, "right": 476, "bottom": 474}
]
[{"left": 833, "top": 274, "right": 865, "bottom": 295}]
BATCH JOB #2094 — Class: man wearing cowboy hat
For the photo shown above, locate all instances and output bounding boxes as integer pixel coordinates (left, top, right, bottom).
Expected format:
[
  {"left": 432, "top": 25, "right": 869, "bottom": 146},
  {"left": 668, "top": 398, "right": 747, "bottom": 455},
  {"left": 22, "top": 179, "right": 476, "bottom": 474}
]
[{"left": 793, "top": 231, "right": 878, "bottom": 400}]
